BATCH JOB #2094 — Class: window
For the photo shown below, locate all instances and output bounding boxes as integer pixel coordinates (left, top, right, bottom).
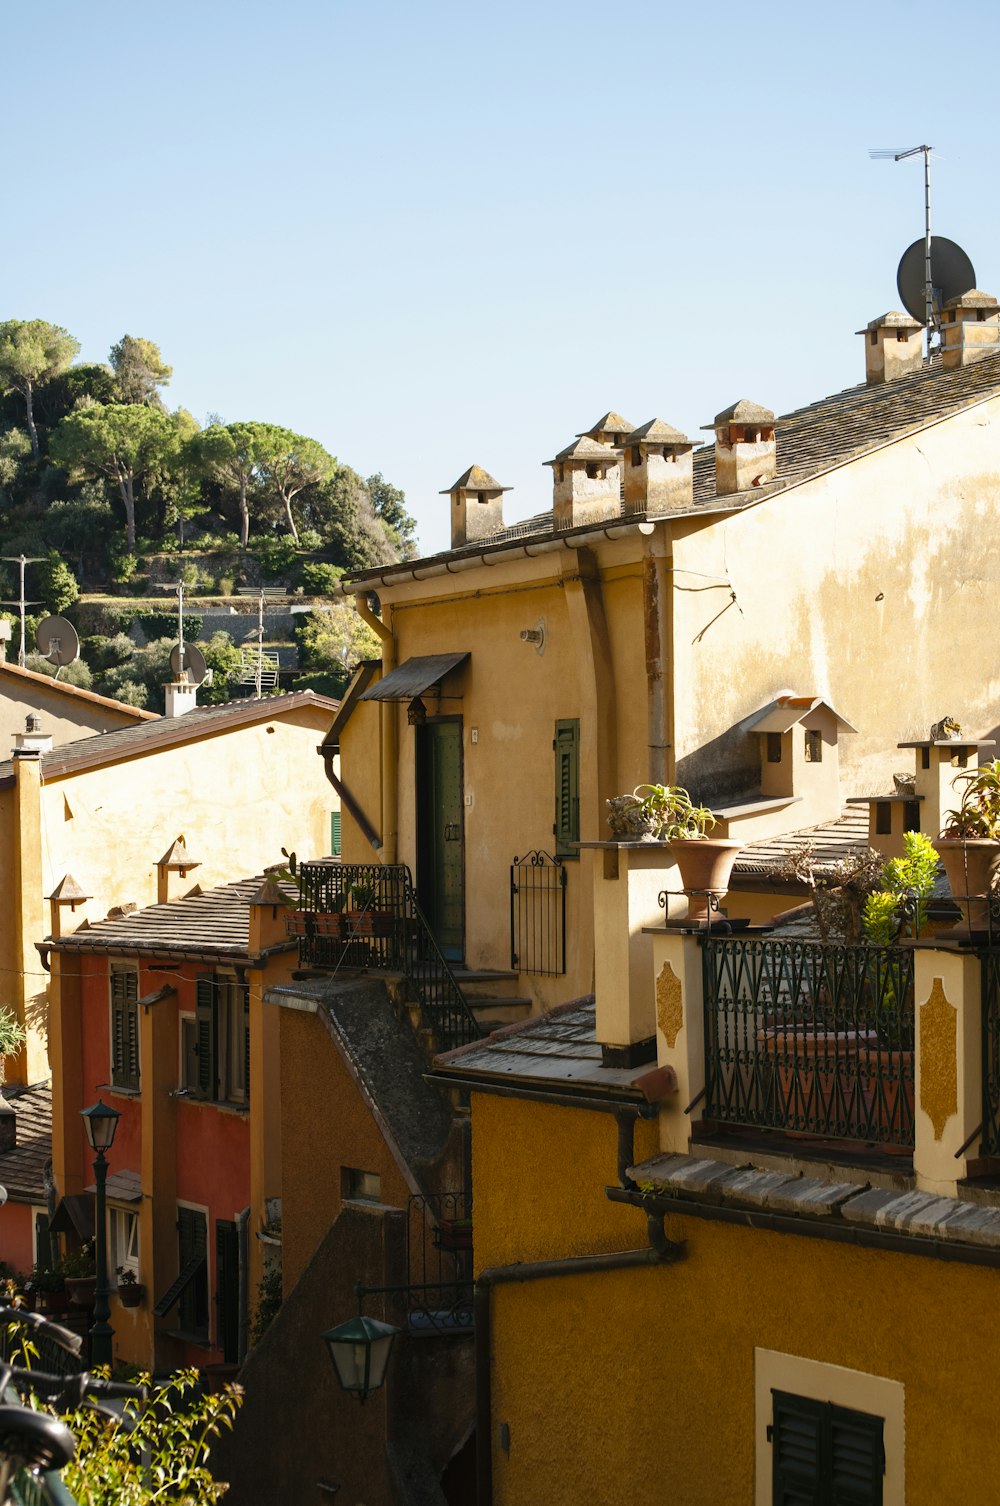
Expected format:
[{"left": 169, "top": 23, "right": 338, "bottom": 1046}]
[
  {"left": 342, "top": 1167, "right": 381, "bottom": 1202},
  {"left": 770, "top": 1390, "right": 884, "bottom": 1504},
  {"left": 767, "top": 733, "right": 782, "bottom": 764},
  {"left": 553, "top": 719, "right": 580, "bottom": 860},
  {"left": 179, "top": 1013, "right": 198, "bottom": 1091},
  {"left": 804, "top": 729, "right": 823, "bottom": 763},
  {"left": 110, "top": 1206, "right": 139, "bottom": 1281},
  {"left": 193, "top": 976, "right": 249, "bottom": 1107},
  {"left": 904, "top": 801, "right": 920, "bottom": 833},
  {"left": 875, "top": 802, "right": 892, "bottom": 836},
  {"left": 109, "top": 966, "right": 139, "bottom": 1092}
]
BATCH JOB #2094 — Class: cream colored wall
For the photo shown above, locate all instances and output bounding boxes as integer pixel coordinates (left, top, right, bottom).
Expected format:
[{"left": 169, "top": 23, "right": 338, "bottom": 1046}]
[
  {"left": 0, "top": 678, "right": 148, "bottom": 747},
  {"left": 0, "top": 706, "right": 336, "bottom": 1082},
  {"left": 671, "top": 394, "right": 1000, "bottom": 805}
]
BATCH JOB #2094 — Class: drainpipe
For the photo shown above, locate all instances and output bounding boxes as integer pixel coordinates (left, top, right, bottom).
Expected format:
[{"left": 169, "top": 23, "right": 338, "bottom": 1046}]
[
  {"left": 474, "top": 1213, "right": 683, "bottom": 1506},
  {"left": 642, "top": 528, "right": 675, "bottom": 786},
  {"left": 236, "top": 1205, "right": 250, "bottom": 1364},
  {"left": 353, "top": 596, "right": 397, "bottom": 864}
]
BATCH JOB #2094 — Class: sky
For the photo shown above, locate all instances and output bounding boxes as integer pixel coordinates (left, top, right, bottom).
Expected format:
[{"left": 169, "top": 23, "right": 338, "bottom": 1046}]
[{"left": 6, "top": 0, "right": 1000, "bottom": 556}]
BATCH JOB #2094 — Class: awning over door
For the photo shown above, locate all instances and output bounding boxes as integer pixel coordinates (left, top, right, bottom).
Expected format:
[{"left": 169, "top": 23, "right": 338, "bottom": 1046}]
[{"left": 358, "top": 652, "right": 470, "bottom": 703}]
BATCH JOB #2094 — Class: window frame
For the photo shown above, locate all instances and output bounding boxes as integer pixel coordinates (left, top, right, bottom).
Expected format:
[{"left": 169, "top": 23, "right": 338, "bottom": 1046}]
[
  {"left": 109, "top": 1204, "right": 139, "bottom": 1283},
  {"left": 754, "top": 1348, "right": 904, "bottom": 1506}
]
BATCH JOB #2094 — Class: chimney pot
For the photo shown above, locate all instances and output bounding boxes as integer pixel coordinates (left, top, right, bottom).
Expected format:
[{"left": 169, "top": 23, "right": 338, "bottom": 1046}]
[
  {"left": 622, "top": 419, "right": 695, "bottom": 515},
  {"left": 545, "top": 436, "right": 622, "bottom": 529},
  {"left": 702, "top": 399, "right": 776, "bottom": 496},
  {"left": 940, "top": 290, "right": 1000, "bottom": 368},
  {"left": 442, "top": 466, "right": 510, "bottom": 549},
  {"left": 856, "top": 311, "right": 923, "bottom": 384}
]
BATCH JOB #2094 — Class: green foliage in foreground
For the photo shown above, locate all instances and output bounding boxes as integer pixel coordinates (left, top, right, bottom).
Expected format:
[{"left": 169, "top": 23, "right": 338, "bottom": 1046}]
[{"left": 59, "top": 1367, "right": 241, "bottom": 1506}]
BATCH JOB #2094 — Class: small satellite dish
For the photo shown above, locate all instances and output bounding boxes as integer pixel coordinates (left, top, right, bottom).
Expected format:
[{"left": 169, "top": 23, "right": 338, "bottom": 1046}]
[
  {"left": 169, "top": 642, "right": 208, "bottom": 686},
  {"left": 35, "top": 615, "right": 80, "bottom": 668},
  {"left": 897, "top": 236, "right": 976, "bottom": 325}
]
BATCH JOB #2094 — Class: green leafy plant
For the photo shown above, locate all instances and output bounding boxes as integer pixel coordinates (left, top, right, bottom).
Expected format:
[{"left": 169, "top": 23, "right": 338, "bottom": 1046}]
[
  {"left": 115, "top": 1265, "right": 139, "bottom": 1287},
  {"left": 58, "top": 1366, "right": 241, "bottom": 1505},
  {"left": 942, "top": 759, "right": 1000, "bottom": 839},
  {"left": 251, "top": 1263, "right": 282, "bottom": 1346},
  {"left": 608, "top": 784, "right": 716, "bottom": 842},
  {"left": 0, "top": 1007, "right": 26, "bottom": 1062},
  {"left": 860, "top": 830, "right": 939, "bottom": 945},
  {"left": 60, "top": 1240, "right": 96, "bottom": 1278}
]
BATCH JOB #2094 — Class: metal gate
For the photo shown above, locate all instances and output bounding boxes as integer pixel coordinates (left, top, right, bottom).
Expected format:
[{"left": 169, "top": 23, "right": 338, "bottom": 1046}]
[{"left": 510, "top": 850, "right": 566, "bottom": 975}]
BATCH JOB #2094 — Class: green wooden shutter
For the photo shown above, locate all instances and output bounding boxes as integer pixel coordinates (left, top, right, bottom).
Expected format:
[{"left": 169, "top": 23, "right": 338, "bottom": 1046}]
[
  {"left": 194, "top": 977, "right": 217, "bottom": 1101},
  {"left": 829, "top": 1402, "right": 884, "bottom": 1505},
  {"left": 216, "top": 1220, "right": 240, "bottom": 1364},
  {"left": 242, "top": 986, "right": 251, "bottom": 1108},
  {"left": 176, "top": 1207, "right": 208, "bottom": 1337},
  {"left": 771, "top": 1391, "right": 884, "bottom": 1506},
  {"left": 110, "top": 970, "right": 139, "bottom": 1091},
  {"left": 553, "top": 720, "right": 580, "bottom": 859},
  {"left": 771, "top": 1391, "right": 823, "bottom": 1505},
  {"left": 330, "top": 810, "right": 342, "bottom": 856}
]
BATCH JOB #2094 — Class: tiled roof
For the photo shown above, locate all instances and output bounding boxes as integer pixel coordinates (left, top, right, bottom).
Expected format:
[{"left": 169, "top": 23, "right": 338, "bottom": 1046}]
[
  {"left": 0, "top": 1084, "right": 51, "bottom": 1205},
  {"left": 346, "top": 349, "right": 1000, "bottom": 578},
  {"left": 434, "top": 997, "right": 650, "bottom": 1098},
  {"left": 441, "top": 465, "right": 510, "bottom": 493},
  {"left": 47, "top": 875, "right": 299, "bottom": 960},
  {"left": 0, "top": 689, "right": 338, "bottom": 789},
  {"left": 732, "top": 807, "right": 872, "bottom": 876},
  {"left": 0, "top": 661, "right": 158, "bottom": 721}
]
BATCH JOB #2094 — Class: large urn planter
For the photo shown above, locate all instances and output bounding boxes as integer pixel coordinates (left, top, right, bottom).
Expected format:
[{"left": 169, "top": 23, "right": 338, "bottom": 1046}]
[
  {"left": 65, "top": 1275, "right": 96, "bottom": 1308},
  {"left": 669, "top": 838, "right": 743, "bottom": 922},
  {"left": 932, "top": 838, "right": 1000, "bottom": 933}
]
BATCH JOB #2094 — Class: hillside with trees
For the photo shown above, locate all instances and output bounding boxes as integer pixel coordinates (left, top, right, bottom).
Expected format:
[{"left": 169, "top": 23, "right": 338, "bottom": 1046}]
[{"left": 0, "top": 318, "right": 415, "bottom": 708}]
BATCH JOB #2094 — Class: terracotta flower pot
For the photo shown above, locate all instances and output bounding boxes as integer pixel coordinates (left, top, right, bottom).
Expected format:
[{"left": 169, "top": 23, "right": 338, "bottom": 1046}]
[
  {"left": 117, "top": 1283, "right": 144, "bottom": 1309},
  {"left": 933, "top": 838, "right": 1000, "bottom": 933},
  {"left": 65, "top": 1275, "right": 96, "bottom": 1308},
  {"left": 669, "top": 838, "right": 742, "bottom": 922}
]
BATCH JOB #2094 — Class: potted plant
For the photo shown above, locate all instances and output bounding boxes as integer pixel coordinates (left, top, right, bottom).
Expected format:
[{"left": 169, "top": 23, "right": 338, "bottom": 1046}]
[
  {"left": 435, "top": 1216, "right": 473, "bottom": 1252},
  {"left": 347, "top": 882, "right": 396, "bottom": 938},
  {"left": 934, "top": 759, "right": 1000, "bottom": 932},
  {"left": 61, "top": 1242, "right": 96, "bottom": 1307},
  {"left": 30, "top": 1262, "right": 67, "bottom": 1315},
  {"left": 116, "top": 1267, "right": 145, "bottom": 1309},
  {"left": 630, "top": 784, "right": 741, "bottom": 922}
]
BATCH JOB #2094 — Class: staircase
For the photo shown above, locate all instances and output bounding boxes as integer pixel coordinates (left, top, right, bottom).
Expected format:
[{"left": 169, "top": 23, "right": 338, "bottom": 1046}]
[{"left": 444, "top": 967, "right": 532, "bottom": 1030}]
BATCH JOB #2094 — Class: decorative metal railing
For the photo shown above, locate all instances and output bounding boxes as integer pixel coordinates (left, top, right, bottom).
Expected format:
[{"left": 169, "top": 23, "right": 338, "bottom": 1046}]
[
  {"left": 702, "top": 936, "right": 915, "bottom": 1148},
  {"left": 404, "top": 1191, "right": 473, "bottom": 1333},
  {"left": 293, "top": 861, "right": 482, "bottom": 1052},
  {"left": 510, "top": 851, "right": 567, "bottom": 975}
]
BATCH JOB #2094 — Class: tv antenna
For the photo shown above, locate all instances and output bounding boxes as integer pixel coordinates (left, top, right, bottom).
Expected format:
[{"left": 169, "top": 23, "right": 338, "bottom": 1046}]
[
  {"left": 236, "top": 588, "right": 278, "bottom": 697},
  {"left": 35, "top": 616, "right": 81, "bottom": 679},
  {"left": 0, "top": 555, "right": 46, "bottom": 668},
  {"left": 157, "top": 580, "right": 208, "bottom": 687}
]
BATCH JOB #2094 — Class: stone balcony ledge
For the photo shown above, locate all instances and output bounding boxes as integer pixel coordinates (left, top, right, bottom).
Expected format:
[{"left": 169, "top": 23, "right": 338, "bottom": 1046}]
[{"left": 627, "top": 1151, "right": 1000, "bottom": 1253}]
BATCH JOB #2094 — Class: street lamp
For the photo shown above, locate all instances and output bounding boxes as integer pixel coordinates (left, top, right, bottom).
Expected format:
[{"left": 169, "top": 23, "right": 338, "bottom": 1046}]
[
  {"left": 320, "top": 1314, "right": 399, "bottom": 1403},
  {"left": 80, "top": 1099, "right": 121, "bottom": 1368}
]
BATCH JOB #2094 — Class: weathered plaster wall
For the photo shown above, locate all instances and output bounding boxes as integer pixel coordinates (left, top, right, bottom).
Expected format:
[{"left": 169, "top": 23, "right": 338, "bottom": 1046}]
[
  {"left": 0, "top": 674, "right": 150, "bottom": 747},
  {"left": 474, "top": 1091, "right": 1000, "bottom": 1506},
  {"left": 672, "top": 396, "right": 1000, "bottom": 802}
]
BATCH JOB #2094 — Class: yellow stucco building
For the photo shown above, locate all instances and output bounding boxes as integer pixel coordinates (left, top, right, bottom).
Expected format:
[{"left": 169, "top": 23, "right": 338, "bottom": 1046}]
[
  {"left": 5, "top": 689, "right": 338, "bottom": 1084},
  {"left": 330, "top": 319, "right": 1000, "bottom": 1018}
]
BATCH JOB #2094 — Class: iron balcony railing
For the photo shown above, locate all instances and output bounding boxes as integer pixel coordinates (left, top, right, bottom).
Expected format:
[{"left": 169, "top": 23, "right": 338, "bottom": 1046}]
[
  {"left": 356, "top": 1192, "right": 473, "bottom": 1336},
  {"left": 702, "top": 936, "right": 915, "bottom": 1149},
  {"left": 293, "top": 861, "right": 482, "bottom": 1052},
  {"left": 510, "top": 850, "right": 567, "bottom": 976}
]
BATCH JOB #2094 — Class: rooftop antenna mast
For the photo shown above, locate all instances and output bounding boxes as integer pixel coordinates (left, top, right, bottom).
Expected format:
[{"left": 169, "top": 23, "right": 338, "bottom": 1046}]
[
  {"left": 0, "top": 555, "right": 46, "bottom": 668},
  {"left": 870, "top": 144, "right": 935, "bottom": 353}
]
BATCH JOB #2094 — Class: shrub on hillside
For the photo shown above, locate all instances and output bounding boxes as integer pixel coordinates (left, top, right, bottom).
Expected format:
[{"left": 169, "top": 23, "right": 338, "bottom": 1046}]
[{"left": 301, "top": 561, "right": 345, "bottom": 596}]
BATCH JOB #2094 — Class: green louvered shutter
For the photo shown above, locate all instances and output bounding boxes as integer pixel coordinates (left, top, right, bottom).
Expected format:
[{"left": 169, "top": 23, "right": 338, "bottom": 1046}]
[
  {"left": 194, "top": 976, "right": 217, "bottom": 1101},
  {"left": 110, "top": 969, "right": 139, "bottom": 1091},
  {"left": 770, "top": 1391, "right": 884, "bottom": 1506},
  {"left": 553, "top": 719, "right": 580, "bottom": 859},
  {"left": 330, "top": 810, "right": 342, "bottom": 856},
  {"left": 242, "top": 985, "right": 251, "bottom": 1108}
]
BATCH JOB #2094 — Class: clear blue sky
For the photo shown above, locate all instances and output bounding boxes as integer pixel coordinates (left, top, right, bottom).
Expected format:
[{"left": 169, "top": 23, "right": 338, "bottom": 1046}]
[{"left": 7, "top": 0, "right": 1000, "bottom": 555}]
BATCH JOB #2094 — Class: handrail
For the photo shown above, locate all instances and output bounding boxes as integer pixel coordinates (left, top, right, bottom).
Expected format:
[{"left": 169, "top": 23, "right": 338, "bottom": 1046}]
[{"left": 295, "top": 862, "right": 483, "bottom": 1052}]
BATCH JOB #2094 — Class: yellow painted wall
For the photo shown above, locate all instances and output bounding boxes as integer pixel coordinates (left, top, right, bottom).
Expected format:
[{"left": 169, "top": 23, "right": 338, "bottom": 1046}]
[
  {"left": 474, "top": 1091, "right": 1000, "bottom": 1506},
  {"left": 0, "top": 669, "right": 153, "bottom": 746},
  {"left": 2, "top": 702, "right": 337, "bottom": 1082}
]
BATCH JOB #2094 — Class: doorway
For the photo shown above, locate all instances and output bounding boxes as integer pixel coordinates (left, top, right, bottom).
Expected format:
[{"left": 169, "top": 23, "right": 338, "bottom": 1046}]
[{"left": 416, "top": 718, "right": 465, "bottom": 961}]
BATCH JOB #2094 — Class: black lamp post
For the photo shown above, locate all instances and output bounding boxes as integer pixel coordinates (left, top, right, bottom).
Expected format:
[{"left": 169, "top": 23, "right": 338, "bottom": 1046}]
[
  {"left": 80, "top": 1099, "right": 120, "bottom": 1368},
  {"left": 320, "top": 1314, "right": 399, "bottom": 1403}
]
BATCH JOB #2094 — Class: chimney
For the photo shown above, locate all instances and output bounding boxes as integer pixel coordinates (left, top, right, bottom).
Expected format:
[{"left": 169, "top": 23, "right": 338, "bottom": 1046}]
[
  {"left": 703, "top": 400, "right": 776, "bottom": 496},
  {"left": 12, "top": 712, "right": 53, "bottom": 759},
  {"left": 622, "top": 419, "right": 695, "bottom": 515},
  {"left": 164, "top": 678, "right": 198, "bottom": 717},
  {"left": 156, "top": 837, "right": 201, "bottom": 904},
  {"left": 545, "top": 437, "right": 622, "bottom": 529},
  {"left": 856, "top": 311, "right": 923, "bottom": 384},
  {"left": 940, "top": 290, "right": 1000, "bottom": 369},
  {"left": 442, "top": 465, "right": 511, "bottom": 550},
  {"left": 47, "top": 873, "right": 93, "bottom": 940},
  {"left": 576, "top": 411, "right": 635, "bottom": 450}
]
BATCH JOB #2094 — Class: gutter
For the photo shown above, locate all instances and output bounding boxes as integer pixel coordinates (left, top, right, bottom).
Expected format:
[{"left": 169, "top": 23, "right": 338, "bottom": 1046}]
[{"left": 474, "top": 1210, "right": 684, "bottom": 1506}]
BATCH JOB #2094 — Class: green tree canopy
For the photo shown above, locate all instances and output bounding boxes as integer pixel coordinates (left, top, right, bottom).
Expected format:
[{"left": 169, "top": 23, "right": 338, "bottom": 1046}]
[
  {"left": 50, "top": 403, "right": 181, "bottom": 549},
  {"left": 110, "top": 334, "right": 173, "bottom": 407},
  {"left": 255, "top": 426, "right": 336, "bottom": 542},
  {"left": 198, "top": 421, "right": 274, "bottom": 547},
  {"left": 0, "top": 319, "right": 80, "bottom": 459},
  {"left": 366, "top": 471, "right": 417, "bottom": 554}
]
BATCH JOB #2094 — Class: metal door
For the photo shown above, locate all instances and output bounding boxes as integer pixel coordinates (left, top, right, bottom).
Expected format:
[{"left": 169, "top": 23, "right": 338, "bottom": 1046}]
[{"left": 416, "top": 719, "right": 465, "bottom": 960}]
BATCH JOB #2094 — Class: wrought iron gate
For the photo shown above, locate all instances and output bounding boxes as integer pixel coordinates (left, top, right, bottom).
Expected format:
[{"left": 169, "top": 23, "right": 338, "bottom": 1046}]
[{"left": 510, "top": 850, "right": 566, "bottom": 975}]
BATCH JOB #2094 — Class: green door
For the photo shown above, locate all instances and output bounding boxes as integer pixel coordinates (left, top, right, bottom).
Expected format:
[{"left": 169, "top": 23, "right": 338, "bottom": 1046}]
[{"left": 416, "top": 719, "right": 465, "bottom": 960}]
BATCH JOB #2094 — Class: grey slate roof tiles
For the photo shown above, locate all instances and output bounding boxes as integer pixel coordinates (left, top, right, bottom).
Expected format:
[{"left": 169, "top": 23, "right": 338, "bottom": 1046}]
[{"left": 0, "top": 1084, "right": 51, "bottom": 1205}]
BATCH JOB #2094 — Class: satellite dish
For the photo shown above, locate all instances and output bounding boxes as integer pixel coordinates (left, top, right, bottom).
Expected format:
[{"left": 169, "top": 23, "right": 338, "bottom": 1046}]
[
  {"left": 35, "top": 615, "right": 80, "bottom": 668},
  {"left": 169, "top": 642, "right": 208, "bottom": 686},
  {"left": 897, "top": 236, "right": 976, "bottom": 325}
]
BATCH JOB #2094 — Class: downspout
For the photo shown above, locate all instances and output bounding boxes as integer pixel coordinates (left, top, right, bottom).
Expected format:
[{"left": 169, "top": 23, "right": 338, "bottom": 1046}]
[
  {"left": 236, "top": 1205, "right": 250, "bottom": 1364},
  {"left": 642, "top": 526, "right": 675, "bottom": 786},
  {"left": 353, "top": 596, "right": 397, "bottom": 864},
  {"left": 474, "top": 1214, "right": 684, "bottom": 1506}
]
